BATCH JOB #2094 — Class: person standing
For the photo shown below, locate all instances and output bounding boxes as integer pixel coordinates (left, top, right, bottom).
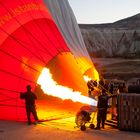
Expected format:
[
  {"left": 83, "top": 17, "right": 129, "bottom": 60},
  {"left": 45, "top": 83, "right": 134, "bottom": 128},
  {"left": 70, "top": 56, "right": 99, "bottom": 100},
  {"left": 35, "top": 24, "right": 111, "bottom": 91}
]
[
  {"left": 95, "top": 89, "right": 117, "bottom": 129},
  {"left": 20, "top": 85, "right": 39, "bottom": 125}
]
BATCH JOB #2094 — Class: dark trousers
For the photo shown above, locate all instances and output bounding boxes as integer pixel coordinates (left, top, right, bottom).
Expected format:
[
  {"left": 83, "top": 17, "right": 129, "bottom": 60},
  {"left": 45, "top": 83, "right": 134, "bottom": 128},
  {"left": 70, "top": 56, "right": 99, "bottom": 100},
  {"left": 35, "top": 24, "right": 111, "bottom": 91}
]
[
  {"left": 97, "top": 108, "right": 107, "bottom": 128},
  {"left": 26, "top": 105, "right": 38, "bottom": 124}
]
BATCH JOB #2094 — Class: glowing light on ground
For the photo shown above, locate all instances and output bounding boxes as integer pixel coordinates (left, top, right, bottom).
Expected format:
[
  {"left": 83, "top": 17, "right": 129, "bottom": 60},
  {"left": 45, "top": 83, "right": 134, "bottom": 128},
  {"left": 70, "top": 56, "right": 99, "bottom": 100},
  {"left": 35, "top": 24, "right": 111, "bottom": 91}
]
[{"left": 37, "top": 68, "right": 97, "bottom": 106}]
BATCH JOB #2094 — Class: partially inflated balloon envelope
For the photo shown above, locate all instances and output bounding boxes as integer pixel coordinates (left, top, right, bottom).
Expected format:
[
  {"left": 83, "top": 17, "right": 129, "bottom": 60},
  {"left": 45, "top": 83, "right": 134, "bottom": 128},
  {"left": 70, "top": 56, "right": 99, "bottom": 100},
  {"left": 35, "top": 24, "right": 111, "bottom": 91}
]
[
  {"left": 0, "top": 0, "right": 98, "bottom": 121},
  {"left": 44, "top": 0, "right": 99, "bottom": 81}
]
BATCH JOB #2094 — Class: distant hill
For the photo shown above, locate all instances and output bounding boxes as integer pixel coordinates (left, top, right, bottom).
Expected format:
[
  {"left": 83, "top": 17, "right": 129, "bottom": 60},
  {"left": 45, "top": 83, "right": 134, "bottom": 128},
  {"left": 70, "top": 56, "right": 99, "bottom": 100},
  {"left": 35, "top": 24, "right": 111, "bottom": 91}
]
[{"left": 79, "top": 13, "right": 140, "bottom": 58}]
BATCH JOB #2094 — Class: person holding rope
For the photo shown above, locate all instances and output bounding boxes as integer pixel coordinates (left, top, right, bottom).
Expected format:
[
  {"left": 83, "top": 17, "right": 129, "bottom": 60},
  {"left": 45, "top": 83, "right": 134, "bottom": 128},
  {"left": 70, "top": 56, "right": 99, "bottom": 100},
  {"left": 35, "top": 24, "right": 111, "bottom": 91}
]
[
  {"left": 95, "top": 80, "right": 118, "bottom": 129},
  {"left": 20, "top": 85, "right": 39, "bottom": 125}
]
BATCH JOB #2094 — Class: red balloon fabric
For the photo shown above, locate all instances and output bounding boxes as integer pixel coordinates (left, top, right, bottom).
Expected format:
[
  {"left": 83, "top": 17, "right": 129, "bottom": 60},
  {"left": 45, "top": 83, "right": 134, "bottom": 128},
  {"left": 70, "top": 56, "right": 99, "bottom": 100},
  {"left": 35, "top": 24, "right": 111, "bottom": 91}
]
[{"left": 0, "top": 0, "right": 70, "bottom": 121}]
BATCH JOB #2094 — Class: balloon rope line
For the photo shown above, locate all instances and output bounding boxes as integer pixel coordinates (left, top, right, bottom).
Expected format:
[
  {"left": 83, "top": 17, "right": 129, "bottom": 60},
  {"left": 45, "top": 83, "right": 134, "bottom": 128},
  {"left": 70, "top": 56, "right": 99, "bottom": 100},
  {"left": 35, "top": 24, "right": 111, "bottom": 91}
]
[
  {"left": 71, "top": 52, "right": 91, "bottom": 72},
  {"left": 0, "top": 49, "right": 41, "bottom": 73},
  {"left": 0, "top": 27, "right": 46, "bottom": 64},
  {"left": 0, "top": 69, "right": 37, "bottom": 83},
  {"left": 0, "top": 26, "right": 48, "bottom": 62},
  {"left": 0, "top": 90, "right": 24, "bottom": 105},
  {"left": 0, "top": 104, "right": 24, "bottom": 107},
  {"left": 0, "top": 88, "right": 21, "bottom": 93},
  {"left": 0, "top": 88, "right": 26, "bottom": 120},
  {"left": 0, "top": 98, "right": 19, "bottom": 103}
]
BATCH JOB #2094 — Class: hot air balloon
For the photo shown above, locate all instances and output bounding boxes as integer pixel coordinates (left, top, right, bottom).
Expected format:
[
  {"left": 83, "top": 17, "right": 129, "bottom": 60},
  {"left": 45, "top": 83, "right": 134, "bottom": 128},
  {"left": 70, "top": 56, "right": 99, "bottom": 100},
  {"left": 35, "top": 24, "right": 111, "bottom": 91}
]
[
  {"left": 44, "top": 0, "right": 99, "bottom": 81},
  {"left": 0, "top": 0, "right": 98, "bottom": 121}
]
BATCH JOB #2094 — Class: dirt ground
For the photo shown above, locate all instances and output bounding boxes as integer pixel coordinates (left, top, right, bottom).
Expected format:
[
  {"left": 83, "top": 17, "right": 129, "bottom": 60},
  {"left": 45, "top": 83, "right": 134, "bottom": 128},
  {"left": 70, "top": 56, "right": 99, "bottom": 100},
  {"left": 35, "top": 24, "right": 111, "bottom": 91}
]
[
  {"left": 0, "top": 106, "right": 140, "bottom": 140},
  {"left": 1, "top": 118, "right": 140, "bottom": 140}
]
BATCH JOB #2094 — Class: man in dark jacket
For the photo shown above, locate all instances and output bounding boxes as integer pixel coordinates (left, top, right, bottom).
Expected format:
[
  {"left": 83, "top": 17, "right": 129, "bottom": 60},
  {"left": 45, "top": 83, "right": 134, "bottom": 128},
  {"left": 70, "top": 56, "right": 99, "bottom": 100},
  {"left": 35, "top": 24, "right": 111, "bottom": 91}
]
[
  {"left": 20, "top": 85, "right": 39, "bottom": 125},
  {"left": 95, "top": 89, "right": 117, "bottom": 129}
]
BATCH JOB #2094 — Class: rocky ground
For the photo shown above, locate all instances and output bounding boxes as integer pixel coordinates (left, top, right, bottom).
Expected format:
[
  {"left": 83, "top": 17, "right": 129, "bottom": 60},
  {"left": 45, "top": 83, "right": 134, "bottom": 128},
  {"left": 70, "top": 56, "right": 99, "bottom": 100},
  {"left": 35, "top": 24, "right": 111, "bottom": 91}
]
[{"left": 92, "top": 58, "right": 140, "bottom": 81}]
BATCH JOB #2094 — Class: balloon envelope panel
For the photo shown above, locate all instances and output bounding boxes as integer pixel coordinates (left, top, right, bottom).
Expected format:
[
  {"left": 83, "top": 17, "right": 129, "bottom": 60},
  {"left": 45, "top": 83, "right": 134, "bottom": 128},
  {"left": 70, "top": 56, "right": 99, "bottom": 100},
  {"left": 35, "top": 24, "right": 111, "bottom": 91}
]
[{"left": 0, "top": 0, "right": 70, "bottom": 120}]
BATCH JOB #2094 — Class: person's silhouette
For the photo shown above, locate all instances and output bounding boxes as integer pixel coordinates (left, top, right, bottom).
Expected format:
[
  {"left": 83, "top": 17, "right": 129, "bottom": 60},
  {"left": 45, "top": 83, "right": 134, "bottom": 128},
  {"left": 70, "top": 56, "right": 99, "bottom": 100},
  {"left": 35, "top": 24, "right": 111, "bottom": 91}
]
[{"left": 20, "top": 85, "right": 39, "bottom": 125}]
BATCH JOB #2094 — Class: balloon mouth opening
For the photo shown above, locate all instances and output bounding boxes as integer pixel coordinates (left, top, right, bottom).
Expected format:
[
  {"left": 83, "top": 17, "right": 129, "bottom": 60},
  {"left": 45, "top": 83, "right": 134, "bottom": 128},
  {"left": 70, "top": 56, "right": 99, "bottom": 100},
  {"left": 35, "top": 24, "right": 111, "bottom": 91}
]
[{"left": 37, "top": 67, "right": 97, "bottom": 106}]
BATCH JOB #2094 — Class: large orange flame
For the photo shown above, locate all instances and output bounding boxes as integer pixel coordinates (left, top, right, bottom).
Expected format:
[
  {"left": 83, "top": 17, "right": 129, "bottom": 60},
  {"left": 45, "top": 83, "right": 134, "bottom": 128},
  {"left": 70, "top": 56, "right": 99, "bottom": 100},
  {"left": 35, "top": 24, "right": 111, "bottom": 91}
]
[{"left": 37, "top": 68, "right": 97, "bottom": 106}]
